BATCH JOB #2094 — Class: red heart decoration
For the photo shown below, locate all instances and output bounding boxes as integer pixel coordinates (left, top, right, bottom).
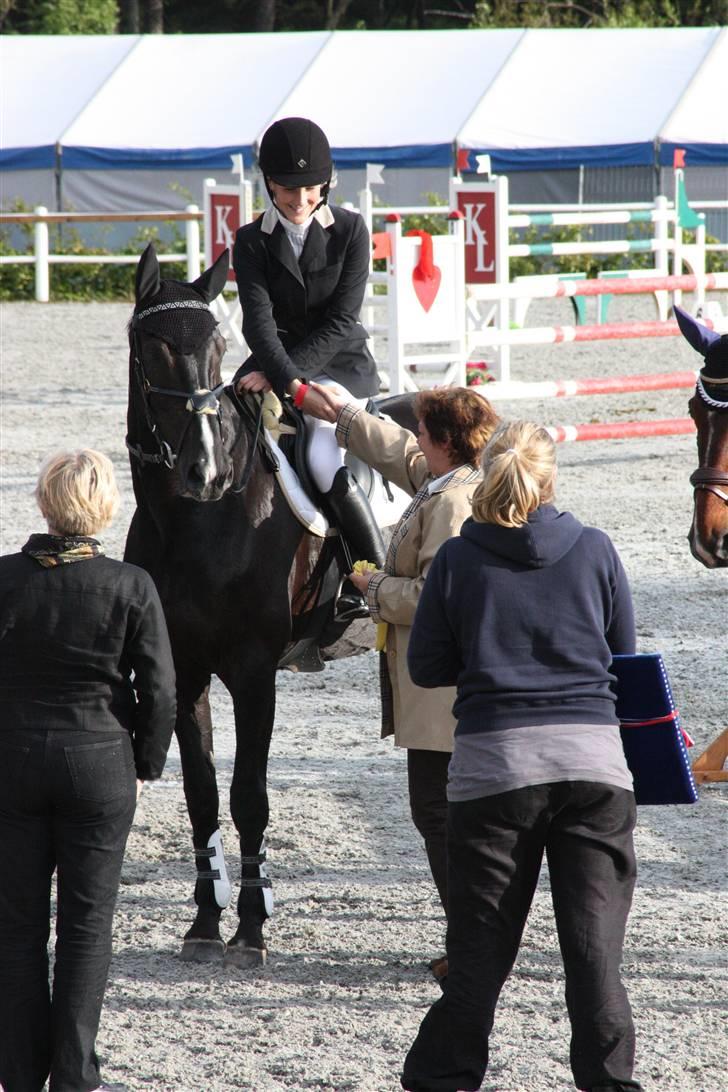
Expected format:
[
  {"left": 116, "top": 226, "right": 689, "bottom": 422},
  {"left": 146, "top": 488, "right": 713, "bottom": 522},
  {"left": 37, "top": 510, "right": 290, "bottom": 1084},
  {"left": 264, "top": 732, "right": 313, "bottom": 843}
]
[{"left": 412, "top": 266, "right": 441, "bottom": 312}]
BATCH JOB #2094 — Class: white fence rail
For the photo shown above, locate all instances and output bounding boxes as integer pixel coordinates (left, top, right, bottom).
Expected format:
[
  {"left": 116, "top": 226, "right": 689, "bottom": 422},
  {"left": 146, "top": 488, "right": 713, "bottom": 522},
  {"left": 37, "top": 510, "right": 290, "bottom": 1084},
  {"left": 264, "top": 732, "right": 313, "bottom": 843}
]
[{"left": 0, "top": 206, "right": 203, "bottom": 302}]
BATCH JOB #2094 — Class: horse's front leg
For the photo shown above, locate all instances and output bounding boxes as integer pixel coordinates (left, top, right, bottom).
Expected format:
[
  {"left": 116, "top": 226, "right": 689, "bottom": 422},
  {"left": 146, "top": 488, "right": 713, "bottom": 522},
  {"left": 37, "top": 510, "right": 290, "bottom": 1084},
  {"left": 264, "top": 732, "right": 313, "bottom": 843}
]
[
  {"left": 219, "top": 655, "right": 278, "bottom": 967},
  {"left": 175, "top": 673, "right": 231, "bottom": 962}
]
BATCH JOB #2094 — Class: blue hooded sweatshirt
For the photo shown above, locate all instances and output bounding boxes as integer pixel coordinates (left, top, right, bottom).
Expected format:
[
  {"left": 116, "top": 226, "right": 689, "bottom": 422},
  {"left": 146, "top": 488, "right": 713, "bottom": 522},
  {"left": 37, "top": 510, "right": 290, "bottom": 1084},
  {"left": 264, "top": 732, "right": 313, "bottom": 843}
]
[{"left": 407, "top": 505, "right": 636, "bottom": 736}]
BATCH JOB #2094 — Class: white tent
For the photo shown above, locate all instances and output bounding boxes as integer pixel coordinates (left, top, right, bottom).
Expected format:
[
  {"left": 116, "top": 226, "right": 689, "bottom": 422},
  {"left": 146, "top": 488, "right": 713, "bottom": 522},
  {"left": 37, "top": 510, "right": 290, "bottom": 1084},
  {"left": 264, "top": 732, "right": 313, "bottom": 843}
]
[
  {"left": 457, "top": 26, "right": 722, "bottom": 170},
  {"left": 2, "top": 29, "right": 726, "bottom": 236},
  {"left": 0, "top": 34, "right": 139, "bottom": 208}
]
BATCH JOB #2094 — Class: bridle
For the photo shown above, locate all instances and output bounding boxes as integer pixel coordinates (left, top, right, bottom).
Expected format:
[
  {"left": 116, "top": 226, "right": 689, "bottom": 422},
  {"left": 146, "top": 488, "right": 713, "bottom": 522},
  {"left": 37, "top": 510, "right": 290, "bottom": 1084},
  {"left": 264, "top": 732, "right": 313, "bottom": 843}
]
[
  {"left": 126, "top": 300, "right": 227, "bottom": 470},
  {"left": 126, "top": 299, "right": 270, "bottom": 492},
  {"left": 689, "top": 371, "right": 728, "bottom": 506}
]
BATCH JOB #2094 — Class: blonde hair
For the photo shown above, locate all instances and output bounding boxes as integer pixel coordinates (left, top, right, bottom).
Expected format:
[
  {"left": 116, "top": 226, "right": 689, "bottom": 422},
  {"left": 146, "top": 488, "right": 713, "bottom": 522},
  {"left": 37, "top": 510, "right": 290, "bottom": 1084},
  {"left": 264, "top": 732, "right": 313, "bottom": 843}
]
[
  {"left": 35, "top": 449, "right": 120, "bottom": 536},
  {"left": 471, "top": 421, "right": 556, "bottom": 527}
]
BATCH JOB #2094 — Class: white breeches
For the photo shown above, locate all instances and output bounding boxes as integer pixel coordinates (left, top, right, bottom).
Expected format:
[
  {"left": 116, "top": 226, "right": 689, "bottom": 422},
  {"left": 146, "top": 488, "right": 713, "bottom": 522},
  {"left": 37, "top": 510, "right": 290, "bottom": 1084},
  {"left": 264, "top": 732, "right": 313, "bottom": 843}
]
[{"left": 304, "top": 376, "right": 369, "bottom": 493}]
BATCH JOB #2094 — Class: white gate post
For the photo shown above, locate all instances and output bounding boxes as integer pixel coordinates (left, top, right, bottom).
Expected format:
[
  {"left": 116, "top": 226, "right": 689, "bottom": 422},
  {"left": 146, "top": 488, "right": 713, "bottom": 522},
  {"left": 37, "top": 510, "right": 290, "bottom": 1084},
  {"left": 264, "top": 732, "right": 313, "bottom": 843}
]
[
  {"left": 34, "top": 207, "right": 49, "bottom": 302},
  {"left": 185, "top": 204, "right": 201, "bottom": 281}
]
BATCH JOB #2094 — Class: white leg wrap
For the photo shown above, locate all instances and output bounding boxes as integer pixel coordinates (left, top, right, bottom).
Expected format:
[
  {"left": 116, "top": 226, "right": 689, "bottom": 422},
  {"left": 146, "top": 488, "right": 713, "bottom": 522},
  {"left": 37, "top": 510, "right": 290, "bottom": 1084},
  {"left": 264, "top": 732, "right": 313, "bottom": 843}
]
[
  {"left": 259, "top": 838, "right": 274, "bottom": 918},
  {"left": 207, "top": 829, "right": 231, "bottom": 909}
]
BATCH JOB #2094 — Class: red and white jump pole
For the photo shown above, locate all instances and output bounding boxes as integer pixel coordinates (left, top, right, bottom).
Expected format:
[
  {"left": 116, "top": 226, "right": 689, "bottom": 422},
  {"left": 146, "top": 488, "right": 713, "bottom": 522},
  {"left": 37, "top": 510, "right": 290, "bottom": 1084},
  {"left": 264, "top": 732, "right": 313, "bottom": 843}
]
[
  {"left": 484, "top": 370, "right": 698, "bottom": 401},
  {"left": 470, "top": 271, "right": 728, "bottom": 303},
  {"left": 547, "top": 418, "right": 696, "bottom": 443}
]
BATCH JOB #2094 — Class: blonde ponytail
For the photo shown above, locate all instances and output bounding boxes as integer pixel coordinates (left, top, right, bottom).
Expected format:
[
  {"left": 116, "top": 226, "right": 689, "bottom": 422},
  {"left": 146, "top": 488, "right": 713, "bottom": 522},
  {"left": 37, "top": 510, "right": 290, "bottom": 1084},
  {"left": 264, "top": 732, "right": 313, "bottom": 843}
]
[{"left": 471, "top": 421, "right": 556, "bottom": 527}]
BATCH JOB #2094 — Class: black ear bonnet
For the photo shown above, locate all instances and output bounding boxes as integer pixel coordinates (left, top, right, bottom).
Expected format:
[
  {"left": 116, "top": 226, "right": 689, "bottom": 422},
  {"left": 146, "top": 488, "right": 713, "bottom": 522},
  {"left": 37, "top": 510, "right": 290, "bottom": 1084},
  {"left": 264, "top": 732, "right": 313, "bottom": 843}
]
[
  {"left": 703, "top": 335, "right": 728, "bottom": 381},
  {"left": 133, "top": 280, "right": 218, "bottom": 356}
]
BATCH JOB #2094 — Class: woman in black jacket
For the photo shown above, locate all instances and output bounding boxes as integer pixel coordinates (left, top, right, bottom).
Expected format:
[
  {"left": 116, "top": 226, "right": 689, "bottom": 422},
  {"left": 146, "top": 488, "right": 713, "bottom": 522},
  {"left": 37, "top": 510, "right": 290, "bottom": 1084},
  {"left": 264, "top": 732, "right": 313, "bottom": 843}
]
[
  {"left": 0, "top": 449, "right": 176, "bottom": 1092},
  {"left": 233, "top": 116, "right": 385, "bottom": 617},
  {"left": 401, "top": 421, "right": 642, "bottom": 1092}
]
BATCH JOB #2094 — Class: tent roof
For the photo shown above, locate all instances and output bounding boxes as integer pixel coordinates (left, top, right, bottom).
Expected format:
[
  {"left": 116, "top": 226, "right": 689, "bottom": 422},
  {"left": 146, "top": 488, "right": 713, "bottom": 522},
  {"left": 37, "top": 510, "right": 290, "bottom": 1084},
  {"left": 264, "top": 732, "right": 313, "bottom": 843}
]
[
  {"left": 457, "top": 26, "right": 723, "bottom": 170},
  {"left": 3, "top": 29, "right": 727, "bottom": 174},
  {"left": 658, "top": 27, "right": 728, "bottom": 166},
  {"left": 59, "top": 32, "right": 331, "bottom": 170},
  {"left": 0, "top": 35, "right": 139, "bottom": 168},
  {"left": 267, "top": 29, "right": 524, "bottom": 168}
]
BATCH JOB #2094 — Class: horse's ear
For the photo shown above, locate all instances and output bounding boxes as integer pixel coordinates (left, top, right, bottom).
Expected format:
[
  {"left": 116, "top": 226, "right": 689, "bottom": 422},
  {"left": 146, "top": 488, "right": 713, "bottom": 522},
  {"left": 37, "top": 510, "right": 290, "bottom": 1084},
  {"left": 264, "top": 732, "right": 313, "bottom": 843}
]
[
  {"left": 192, "top": 248, "right": 230, "bottom": 303},
  {"left": 136, "top": 243, "right": 161, "bottom": 306},
  {"left": 673, "top": 304, "right": 721, "bottom": 357}
]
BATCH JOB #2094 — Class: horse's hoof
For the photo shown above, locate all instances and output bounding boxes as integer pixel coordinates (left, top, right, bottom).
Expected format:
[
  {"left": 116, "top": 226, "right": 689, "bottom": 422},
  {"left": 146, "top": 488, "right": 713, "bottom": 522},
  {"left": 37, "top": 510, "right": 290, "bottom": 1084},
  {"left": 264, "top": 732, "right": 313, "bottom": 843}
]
[
  {"left": 224, "top": 941, "right": 267, "bottom": 968},
  {"left": 180, "top": 937, "right": 226, "bottom": 963}
]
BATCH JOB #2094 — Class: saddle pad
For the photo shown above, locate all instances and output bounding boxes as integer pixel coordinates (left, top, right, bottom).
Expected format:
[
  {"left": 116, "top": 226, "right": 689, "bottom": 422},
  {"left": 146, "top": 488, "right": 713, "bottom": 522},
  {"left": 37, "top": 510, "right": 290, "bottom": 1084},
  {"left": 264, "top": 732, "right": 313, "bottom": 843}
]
[
  {"left": 264, "top": 428, "right": 329, "bottom": 538},
  {"left": 611, "top": 653, "right": 698, "bottom": 805}
]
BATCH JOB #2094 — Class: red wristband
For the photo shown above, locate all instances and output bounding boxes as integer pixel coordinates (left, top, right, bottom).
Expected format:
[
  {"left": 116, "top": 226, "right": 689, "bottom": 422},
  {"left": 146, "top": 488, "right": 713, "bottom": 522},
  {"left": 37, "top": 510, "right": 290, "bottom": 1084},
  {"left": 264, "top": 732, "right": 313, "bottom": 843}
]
[{"left": 293, "top": 383, "right": 309, "bottom": 408}]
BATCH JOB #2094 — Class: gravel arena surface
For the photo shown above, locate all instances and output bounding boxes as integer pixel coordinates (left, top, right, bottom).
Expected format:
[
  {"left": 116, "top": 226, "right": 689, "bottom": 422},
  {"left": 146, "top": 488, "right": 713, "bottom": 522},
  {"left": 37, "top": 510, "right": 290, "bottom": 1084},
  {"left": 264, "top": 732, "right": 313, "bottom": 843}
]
[{"left": 1, "top": 296, "right": 726, "bottom": 1092}]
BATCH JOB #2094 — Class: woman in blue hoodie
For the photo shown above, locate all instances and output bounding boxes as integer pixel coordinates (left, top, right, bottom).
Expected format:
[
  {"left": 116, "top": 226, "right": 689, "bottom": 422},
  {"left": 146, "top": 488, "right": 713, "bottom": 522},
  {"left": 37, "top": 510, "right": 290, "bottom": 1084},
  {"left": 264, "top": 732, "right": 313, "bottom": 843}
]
[{"left": 401, "top": 421, "right": 642, "bottom": 1092}]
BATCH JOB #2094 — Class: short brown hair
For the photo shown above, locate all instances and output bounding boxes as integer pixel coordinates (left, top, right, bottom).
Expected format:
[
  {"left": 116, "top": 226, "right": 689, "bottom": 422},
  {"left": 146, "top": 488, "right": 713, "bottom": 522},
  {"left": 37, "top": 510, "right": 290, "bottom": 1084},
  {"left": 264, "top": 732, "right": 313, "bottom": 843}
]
[
  {"left": 472, "top": 420, "right": 556, "bottom": 527},
  {"left": 415, "top": 387, "right": 499, "bottom": 467},
  {"left": 35, "top": 449, "right": 120, "bottom": 536}
]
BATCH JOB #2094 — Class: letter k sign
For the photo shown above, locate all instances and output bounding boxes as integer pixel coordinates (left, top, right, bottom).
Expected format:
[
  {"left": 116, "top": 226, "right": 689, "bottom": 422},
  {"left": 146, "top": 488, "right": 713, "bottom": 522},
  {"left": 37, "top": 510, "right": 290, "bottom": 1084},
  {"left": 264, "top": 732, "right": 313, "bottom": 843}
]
[{"left": 214, "top": 203, "right": 235, "bottom": 249}]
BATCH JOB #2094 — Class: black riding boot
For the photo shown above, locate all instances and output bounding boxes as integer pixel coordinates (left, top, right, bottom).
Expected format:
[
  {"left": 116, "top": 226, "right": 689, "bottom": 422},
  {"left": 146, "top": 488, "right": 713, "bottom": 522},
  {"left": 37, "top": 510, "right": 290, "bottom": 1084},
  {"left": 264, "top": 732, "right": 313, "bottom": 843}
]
[{"left": 323, "top": 466, "right": 387, "bottom": 621}]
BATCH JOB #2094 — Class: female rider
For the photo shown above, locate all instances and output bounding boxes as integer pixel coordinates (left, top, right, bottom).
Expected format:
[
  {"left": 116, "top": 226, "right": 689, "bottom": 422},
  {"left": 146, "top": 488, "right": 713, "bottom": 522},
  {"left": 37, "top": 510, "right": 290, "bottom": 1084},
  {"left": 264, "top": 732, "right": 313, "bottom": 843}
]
[{"left": 233, "top": 116, "right": 385, "bottom": 618}]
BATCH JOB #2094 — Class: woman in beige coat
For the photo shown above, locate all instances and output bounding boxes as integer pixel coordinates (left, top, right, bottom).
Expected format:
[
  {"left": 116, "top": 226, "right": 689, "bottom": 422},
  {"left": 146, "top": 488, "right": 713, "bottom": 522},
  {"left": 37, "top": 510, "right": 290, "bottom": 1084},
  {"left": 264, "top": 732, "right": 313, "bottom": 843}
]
[{"left": 307, "top": 385, "right": 498, "bottom": 977}]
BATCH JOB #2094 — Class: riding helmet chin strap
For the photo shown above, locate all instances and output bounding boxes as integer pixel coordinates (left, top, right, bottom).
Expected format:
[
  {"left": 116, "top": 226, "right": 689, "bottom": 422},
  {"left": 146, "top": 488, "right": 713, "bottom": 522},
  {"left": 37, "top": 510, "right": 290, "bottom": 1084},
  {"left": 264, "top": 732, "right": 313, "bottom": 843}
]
[
  {"left": 195, "top": 829, "right": 231, "bottom": 910},
  {"left": 239, "top": 838, "right": 274, "bottom": 919}
]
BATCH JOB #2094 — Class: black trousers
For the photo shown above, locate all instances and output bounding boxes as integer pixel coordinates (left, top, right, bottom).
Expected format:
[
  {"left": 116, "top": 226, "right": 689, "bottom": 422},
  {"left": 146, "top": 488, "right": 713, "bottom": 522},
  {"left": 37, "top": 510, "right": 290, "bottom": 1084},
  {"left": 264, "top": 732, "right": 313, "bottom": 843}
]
[
  {"left": 0, "top": 729, "right": 137, "bottom": 1092},
  {"left": 407, "top": 749, "right": 451, "bottom": 918},
  {"left": 401, "top": 781, "right": 642, "bottom": 1092}
]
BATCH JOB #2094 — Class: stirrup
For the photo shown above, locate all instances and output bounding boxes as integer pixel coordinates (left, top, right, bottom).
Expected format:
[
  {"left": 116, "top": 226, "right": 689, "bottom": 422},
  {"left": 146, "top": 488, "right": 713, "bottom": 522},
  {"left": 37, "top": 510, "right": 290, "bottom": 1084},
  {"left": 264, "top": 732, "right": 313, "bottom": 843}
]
[{"left": 335, "top": 592, "right": 371, "bottom": 621}]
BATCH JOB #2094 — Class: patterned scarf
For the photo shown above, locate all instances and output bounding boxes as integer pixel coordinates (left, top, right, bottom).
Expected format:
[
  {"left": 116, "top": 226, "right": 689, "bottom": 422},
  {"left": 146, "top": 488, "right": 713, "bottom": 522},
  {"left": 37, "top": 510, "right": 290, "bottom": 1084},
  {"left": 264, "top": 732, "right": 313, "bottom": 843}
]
[{"left": 22, "top": 533, "right": 104, "bottom": 568}]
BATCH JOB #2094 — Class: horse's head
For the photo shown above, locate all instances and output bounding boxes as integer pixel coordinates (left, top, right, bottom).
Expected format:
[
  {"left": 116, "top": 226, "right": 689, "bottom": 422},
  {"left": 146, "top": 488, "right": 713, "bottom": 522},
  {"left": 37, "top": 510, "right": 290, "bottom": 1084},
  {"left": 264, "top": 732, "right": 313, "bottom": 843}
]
[
  {"left": 675, "top": 305, "right": 728, "bottom": 568},
  {"left": 128, "top": 244, "right": 234, "bottom": 501}
]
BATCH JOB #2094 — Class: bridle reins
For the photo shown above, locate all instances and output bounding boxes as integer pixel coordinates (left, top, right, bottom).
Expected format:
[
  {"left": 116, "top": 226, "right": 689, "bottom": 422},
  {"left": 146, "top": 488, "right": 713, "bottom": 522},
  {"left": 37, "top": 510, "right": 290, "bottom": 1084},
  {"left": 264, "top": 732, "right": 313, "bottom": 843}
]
[
  {"left": 127, "top": 300, "right": 230, "bottom": 471},
  {"left": 690, "top": 371, "right": 728, "bottom": 506}
]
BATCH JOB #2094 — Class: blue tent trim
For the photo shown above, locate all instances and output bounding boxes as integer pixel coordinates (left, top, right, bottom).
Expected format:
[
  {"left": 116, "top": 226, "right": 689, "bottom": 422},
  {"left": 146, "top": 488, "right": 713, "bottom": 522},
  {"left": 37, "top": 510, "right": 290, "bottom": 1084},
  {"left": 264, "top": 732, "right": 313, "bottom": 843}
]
[
  {"left": 474, "top": 143, "right": 656, "bottom": 172},
  {"left": 330, "top": 144, "right": 452, "bottom": 169},
  {"left": 59, "top": 143, "right": 453, "bottom": 171},
  {"left": 62, "top": 145, "right": 255, "bottom": 170},
  {"left": 1, "top": 146, "right": 57, "bottom": 170},
  {"left": 658, "top": 142, "right": 728, "bottom": 167}
]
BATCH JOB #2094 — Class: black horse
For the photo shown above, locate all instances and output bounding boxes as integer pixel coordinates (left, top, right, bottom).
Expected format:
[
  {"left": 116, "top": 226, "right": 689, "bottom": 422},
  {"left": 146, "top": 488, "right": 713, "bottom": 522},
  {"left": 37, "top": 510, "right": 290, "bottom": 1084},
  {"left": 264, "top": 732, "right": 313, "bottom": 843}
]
[{"left": 125, "top": 244, "right": 414, "bottom": 965}]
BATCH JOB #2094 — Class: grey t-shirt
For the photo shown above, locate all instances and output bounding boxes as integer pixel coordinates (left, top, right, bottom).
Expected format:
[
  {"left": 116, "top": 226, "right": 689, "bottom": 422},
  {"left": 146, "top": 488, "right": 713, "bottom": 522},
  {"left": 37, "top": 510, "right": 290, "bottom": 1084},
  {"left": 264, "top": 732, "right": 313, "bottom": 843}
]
[{"left": 447, "top": 722, "right": 633, "bottom": 802}]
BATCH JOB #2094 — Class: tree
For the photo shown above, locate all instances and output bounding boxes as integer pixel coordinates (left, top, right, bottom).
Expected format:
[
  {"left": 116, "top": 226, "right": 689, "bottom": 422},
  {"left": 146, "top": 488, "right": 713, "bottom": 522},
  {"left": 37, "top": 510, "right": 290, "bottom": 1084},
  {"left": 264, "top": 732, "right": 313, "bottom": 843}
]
[
  {"left": 2, "top": 0, "right": 118, "bottom": 32},
  {"left": 147, "top": 0, "right": 163, "bottom": 31},
  {"left": 119, "top": 0, "right": 139, "bottom": 32}
]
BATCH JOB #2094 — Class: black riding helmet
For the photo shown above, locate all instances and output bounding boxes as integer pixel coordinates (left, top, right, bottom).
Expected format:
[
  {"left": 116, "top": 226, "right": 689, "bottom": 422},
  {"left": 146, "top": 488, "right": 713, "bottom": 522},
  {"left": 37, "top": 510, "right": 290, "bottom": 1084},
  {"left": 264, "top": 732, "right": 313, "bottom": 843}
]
[{"left": 258, "top": 117, "right": 333, "bottom": 206}]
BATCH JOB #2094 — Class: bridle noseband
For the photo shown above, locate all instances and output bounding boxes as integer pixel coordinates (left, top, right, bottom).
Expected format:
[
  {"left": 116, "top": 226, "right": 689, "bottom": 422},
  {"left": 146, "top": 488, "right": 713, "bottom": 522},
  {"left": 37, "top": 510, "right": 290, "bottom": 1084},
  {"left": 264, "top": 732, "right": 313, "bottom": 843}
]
[
  {"left": 690, "top": 371, "right": 728, "bottom": 507},
  {"left": 127, "top": 300, "right": 226, "bottom": 469}
]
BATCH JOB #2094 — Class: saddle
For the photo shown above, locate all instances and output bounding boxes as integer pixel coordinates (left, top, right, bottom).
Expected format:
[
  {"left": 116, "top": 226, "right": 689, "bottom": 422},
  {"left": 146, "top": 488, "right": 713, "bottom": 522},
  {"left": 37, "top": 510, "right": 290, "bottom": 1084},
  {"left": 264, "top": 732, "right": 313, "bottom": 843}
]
[{"left": 232, "top": 390, "right": 400, "bottom": 673}]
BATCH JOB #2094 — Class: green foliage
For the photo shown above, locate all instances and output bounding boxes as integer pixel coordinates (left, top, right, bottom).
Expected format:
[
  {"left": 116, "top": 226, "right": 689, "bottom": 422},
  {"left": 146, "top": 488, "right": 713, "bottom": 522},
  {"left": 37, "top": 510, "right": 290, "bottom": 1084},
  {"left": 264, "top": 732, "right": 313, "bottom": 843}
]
[
  {"left": 4, "top": 0, "right": 119, "bottom": 33},
  {"left": 470, "top": 0, "right": 708, "bottom": 28},
  {"left": 401, "top": 192, "right": 449, "bottom": 237}
]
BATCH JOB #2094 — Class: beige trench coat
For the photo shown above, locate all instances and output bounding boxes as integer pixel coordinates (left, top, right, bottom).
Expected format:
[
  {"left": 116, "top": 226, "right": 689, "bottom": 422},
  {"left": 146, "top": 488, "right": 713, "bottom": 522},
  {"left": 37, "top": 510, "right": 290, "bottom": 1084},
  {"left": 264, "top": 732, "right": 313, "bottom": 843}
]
[{"left": 337, "top": 407, "right": 480, "bottom": 752}]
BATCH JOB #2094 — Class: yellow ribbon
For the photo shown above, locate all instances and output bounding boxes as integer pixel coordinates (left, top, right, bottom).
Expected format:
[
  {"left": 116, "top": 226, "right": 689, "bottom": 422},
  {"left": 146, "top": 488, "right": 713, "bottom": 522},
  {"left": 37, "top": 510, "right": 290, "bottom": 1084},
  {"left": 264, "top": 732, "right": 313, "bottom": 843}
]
[{"left": 375, "top": 622, "right": 388, "bottom": 652}]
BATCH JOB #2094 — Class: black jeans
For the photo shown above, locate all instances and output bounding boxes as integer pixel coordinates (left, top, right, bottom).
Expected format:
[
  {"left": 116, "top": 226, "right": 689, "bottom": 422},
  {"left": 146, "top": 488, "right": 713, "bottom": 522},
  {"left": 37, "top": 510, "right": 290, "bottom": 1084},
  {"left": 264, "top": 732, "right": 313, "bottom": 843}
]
[
  {"left": 407, "top": 749, "right": 451, "bottom": 917},
  {"left": 0, "top": 729, "right": 137, "bottom": 1092},
  {"left": 402, "top": 781, "right": 642, "bottom": 1092}
]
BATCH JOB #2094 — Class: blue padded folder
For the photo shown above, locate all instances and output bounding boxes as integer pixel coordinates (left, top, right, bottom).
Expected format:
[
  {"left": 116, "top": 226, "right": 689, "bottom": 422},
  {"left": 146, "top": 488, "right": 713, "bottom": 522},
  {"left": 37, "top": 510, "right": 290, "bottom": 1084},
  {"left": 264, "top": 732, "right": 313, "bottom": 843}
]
[{"left": 611, "top": 653, "right": 698, "bottom": 805}]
